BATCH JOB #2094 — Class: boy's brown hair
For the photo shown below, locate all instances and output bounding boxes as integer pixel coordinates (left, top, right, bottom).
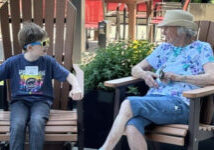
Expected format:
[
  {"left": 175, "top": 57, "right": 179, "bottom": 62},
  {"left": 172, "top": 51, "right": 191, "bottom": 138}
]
[{"left": 18, "top": 22, "right": 47, "bottom": 50}]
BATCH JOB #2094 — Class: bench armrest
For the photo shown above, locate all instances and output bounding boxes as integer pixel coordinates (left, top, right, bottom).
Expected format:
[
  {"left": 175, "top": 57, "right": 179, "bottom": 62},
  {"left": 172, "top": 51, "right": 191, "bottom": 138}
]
[
  {"left": 183, "top": 86, "right": 214, "bottom": 99},
  {"left": 104, "top": 76, "right": 144, "bottom": 88},
  {"left": 105, "top": 76, "right": 214, "bottom": 99},
  {"left": 73, "top": 64, "right": 84, "bottom": 94}
]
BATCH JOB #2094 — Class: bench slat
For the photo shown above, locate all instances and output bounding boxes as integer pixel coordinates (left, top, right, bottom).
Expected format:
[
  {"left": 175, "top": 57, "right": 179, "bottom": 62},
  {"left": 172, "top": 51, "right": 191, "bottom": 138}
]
[
  {"left": 0, "top": 110, "right": 77, "bottom": 121},
  {"left": 147, "top": 126, "right": 187, "bottom": 137},
  {"left": 0, "top": 120, "right": 77, "bottom": 126},
  {"left": 0, "top": 134, "right": 77, "bottom": 141},
  {"left": 146, "top": 133, "right": 185, "bottom": 146},
  {"left": 199, "top": 124, "right": 214, "bottom": 131},
  {"left": 45, "top": 134, "right": 77, "bottom": 141},
  {"left": 164, "top": 124, "right": 189, "bottom": 130},
  {"left": 0, "top": 126, "right": 77, "bottom": 133}
]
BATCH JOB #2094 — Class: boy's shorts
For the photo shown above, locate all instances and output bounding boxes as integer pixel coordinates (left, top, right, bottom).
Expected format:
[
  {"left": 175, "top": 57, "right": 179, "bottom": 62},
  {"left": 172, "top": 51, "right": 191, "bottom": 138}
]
[{"left": 126, "top": 94, "right": 189, "bottom": 134}]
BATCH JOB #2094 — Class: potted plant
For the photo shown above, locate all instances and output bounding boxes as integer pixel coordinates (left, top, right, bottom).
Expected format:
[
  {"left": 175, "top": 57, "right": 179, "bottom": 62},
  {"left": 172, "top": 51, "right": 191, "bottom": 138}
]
[{"left": 81, "top": 40, "right": 154, "bottom": 148}]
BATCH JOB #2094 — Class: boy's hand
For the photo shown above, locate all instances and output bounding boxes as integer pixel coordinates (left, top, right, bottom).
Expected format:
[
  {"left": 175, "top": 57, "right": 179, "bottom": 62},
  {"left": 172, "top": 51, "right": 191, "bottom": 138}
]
[{"left": 69, "top": 87, "right": 83, "bottom": 101}]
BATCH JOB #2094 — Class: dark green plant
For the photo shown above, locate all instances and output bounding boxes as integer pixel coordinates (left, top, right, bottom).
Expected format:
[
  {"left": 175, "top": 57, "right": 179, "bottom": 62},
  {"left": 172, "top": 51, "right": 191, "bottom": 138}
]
[{"left": 82, "top": 40, "right": 154, "bottom": 91}]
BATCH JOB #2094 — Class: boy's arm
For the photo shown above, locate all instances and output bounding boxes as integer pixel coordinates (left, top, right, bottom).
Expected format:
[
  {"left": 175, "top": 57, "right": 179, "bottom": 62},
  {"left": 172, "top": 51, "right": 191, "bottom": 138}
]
[{"left": 66, "top": 73, "right": 83, "bottom": 101}]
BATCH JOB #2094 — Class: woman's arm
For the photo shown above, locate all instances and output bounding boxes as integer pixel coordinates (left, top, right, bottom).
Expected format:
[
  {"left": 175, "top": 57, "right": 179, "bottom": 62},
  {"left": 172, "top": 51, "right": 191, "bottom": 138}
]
[
  {"left": 164, "top": 62, "right": 214, "bottom": 87},
  {"left": 131, "top": 59, "right": 158, "bottom": 88}
]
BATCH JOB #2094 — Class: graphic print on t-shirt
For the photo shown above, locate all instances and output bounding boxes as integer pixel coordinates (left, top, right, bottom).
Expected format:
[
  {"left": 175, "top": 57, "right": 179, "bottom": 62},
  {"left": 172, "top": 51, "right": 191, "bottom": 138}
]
[{"left": 19, "top": 66, "right": 45, "bottom": 94}]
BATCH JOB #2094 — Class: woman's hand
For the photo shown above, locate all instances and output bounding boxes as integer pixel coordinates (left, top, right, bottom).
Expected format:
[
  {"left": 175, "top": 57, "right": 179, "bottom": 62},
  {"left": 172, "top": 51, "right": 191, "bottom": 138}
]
[
  {"left": 163, "top": 72, "right": 182, "bottom": 82},
  {"left": 143, "top": 71, "right": 159, "bottom": 88},
  {"left": 69, "top": 87, "right": 83, "bottom": 101}
]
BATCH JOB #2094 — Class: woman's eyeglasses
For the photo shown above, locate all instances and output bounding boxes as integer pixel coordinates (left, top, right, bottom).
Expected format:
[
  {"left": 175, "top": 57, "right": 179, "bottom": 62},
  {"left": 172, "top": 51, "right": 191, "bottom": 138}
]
[{"left": 24, "top": 38, "right": 50, "bottom": 49}]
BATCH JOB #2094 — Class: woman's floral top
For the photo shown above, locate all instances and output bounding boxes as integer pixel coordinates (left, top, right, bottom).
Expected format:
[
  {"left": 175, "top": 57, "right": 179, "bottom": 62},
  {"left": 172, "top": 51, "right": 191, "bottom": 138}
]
[{"left": 146, "top": 41, "right": 214, "bottom": 105}]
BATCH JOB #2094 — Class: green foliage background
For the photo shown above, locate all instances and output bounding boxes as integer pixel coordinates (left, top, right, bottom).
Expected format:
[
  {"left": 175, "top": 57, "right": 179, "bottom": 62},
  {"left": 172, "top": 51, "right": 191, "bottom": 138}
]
[{"left": 82, "top": 40, "right": 154, "bottom": 91}]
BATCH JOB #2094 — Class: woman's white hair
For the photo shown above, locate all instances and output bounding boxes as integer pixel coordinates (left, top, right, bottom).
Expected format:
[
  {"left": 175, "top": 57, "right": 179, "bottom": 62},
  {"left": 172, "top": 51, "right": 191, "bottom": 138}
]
[{"left": 177, "top": 27, "right": 197, "bottom": 38}]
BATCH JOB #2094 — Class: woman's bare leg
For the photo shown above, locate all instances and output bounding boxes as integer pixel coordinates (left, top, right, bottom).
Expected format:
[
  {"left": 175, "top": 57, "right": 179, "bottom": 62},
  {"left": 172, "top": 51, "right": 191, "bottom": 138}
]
[
  {"left": 99, "top": 100, "right": 133, "bottom": 150},
  {"left": 126, "top": 125, "right": 147, "bottom": 150}
]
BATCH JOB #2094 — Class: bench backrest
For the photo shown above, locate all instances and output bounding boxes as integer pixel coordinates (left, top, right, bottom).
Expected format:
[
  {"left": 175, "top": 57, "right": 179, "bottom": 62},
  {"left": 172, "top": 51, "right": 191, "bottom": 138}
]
[
  {"left": 196, "top": 21, "right": 214, "bottom": 49},
  {"left": 0, "top": 0, "right": 77, "bottom": 109},
  {"left": 196, "top": 21, "right": 214, "bottom": 124}
]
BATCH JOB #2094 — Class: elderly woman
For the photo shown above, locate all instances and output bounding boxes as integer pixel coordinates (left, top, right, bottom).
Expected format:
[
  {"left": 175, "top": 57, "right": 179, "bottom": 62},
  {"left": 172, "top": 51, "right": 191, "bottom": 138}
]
[{"left": 99, "top": 10, "right": 214, "bottom": 150}]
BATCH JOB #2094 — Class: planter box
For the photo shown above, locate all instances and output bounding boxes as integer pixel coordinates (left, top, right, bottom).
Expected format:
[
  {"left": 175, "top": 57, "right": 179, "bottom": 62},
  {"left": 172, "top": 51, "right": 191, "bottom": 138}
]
[{"left": 83, "top": 90, "right": 114, "bottom": 148}]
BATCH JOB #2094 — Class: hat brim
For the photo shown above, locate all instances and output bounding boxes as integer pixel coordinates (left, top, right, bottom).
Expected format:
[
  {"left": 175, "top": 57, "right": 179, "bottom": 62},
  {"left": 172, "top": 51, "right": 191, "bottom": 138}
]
[{"left": 157, "top": 19, "right": 198, "bottom": 31}]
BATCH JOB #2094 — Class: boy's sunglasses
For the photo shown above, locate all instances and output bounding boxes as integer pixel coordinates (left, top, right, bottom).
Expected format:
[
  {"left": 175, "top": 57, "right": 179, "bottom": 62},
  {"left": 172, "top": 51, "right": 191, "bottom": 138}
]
[{"left": 24, "top": 38, "right": 50, "bottom": 49}]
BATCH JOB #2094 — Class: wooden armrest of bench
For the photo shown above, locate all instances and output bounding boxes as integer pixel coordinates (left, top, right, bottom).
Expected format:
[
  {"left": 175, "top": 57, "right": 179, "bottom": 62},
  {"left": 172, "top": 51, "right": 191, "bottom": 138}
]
[
  {"left": 73, "top": 64, "right": 84, "bottom": 94},
  {"left": 105, "top": 77, "right": 214, "bottom": 98},
  {"left": 104, "top": 76, "right": 143, "bottom": 88},
  {"left": 183, "top": 86, "right": 214, "bottom": 98}
]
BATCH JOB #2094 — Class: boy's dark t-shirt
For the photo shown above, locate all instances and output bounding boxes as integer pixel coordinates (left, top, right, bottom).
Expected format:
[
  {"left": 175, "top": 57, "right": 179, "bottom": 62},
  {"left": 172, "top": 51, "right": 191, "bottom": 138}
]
[{"left": 0, "top": 54, "right": 69, "bottom": 105}]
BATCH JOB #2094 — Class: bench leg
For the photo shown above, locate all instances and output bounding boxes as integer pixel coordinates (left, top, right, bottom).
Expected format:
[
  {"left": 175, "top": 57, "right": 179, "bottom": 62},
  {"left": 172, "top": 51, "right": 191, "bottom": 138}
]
[
  {"left": 187, "top": 140, "right": 198, "bottom": 150},
  {"left": 187, "top": 98, "right": 200, "bottom": 150}
]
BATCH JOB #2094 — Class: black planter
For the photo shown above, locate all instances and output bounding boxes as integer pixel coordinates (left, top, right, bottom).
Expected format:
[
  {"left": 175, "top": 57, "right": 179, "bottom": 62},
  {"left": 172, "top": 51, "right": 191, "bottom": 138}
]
[{"left": 83, "top": 90, "right": 114, "bottom": 148}]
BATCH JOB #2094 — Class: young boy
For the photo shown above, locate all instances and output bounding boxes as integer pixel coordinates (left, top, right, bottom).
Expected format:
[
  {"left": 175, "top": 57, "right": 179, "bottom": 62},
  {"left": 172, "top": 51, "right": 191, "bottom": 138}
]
[{"left": 0, "top": 22, "right": 83, "bottom": 150}]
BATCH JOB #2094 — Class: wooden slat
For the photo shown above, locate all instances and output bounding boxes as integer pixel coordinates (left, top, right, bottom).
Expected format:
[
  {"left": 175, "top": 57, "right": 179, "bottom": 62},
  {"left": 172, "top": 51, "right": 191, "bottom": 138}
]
[
  {"left": 46, "top": 120, "right": 77, "bottom": 126},
  {"left": 0, "top": 134, "right": 77, "bottom": 142},
  {"left": 164, "top": 124, "right": 189, "bottom": 130},
  {"left": 0, "top": 110, "right": 76, "bottom": 115},
  {"left": 55, "top": 0, "right": 65, "bottom": 64},
  {"left": 45, "top": 0, "right": 54, "bottom": 55},
  {"left": 0, "top": 120, "right": 77, "bottom": 126},
  {"left": 104, "top": 76, "right": 143, "bottom": 88},
  {"left": 0, "top": 126, "right": 77, "bottom": 133},
  {"left": 147, "top": 126, "right": 187, "bottom": 137},
  {"left": 0, "top": 120, "right": 10, "bottom": 125},
  {"left": 146, "top": 133, "right": 185, "bottom": 146},
  {"left": 0, "top": 134, "right": 9, "bottom": 141},
  {"left": 48, "top": 116, "right": 76, "bottom": 121},
  {"left": 0, "top": 2, "right": 12, "bottom": 59},
  {"left": 45, "top": 126, "right": 77, "bottom": 133},
  {"left": 0, "top": 110, "right": 77, "bottom": 121},
  {"left": 45, "top": 134, "right": 77, "bottom": 141},
  {"left": 206, "top": 22, "right": 214, "bottom": 49},
  {"left": 53, "top": 0, "right": 66, "bottom": 109},
  {"left": 64, "top": 1, "right": 76, "bottom": 70},
  {"left": 10, "top": 0, "right": 21, "bottom": 55},
  {"left": 60, "top": 1, "right": 77, "bottom": 109},
  {"left": 0, "top": 115, "right": 9, "bottom": 120},
  {"left": 0, "top": 126, "right": 9, "bottom": 132},
  {"left": 199, "top": 124, "right": 214, "bottom": 131},
  {"left": 183, "top": 86, "right": 214, "bottom": 98},
  {"left": 22, "top": 0, "right": 32, "bottom": 21},
  {"left": 50, "top": 109, "right": 76, "bottom": 113},
  {"left": 33, "top": 0, "right": 43, "bottom": 27},
  {"left": 197, "top": 21, "right": 210, "bottom": 42}
]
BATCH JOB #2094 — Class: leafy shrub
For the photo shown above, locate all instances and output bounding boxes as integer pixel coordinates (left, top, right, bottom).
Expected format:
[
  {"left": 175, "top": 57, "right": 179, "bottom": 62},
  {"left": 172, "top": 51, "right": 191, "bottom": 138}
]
[{"left": 82, "top": 40, "right": 154, "bottom": 91}]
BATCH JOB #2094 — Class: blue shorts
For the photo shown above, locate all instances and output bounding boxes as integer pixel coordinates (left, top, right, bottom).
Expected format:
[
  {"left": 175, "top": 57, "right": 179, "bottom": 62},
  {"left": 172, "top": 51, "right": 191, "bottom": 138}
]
[{"left": 126, "top": 94, "right": 189, "bottom": 134}]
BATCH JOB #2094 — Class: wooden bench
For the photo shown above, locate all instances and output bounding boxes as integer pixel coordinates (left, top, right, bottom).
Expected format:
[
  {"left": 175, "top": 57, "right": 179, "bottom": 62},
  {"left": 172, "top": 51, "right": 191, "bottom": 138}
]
[
  {"left": 0, "top": 0, "right": 84, "bottom": 149},
  {"left": 104, "top": 21, "right": 214, "bottom": 150}
]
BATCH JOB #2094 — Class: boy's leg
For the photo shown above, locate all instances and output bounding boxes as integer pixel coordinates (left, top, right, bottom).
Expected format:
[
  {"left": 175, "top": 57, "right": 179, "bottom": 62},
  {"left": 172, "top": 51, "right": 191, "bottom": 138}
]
[
  {"left": 10, "top": 100, "right": 29, "bottom": 150},
  {"left": 28, "top": 101, "right": 50, "bottom": 150}
]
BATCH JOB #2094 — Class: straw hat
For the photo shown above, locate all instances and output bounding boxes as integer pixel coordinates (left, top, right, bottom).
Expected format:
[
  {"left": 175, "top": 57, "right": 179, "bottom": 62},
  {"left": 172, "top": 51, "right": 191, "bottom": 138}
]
[{"left": 157, "top": 10, "right": 198, "bottom": 31}]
